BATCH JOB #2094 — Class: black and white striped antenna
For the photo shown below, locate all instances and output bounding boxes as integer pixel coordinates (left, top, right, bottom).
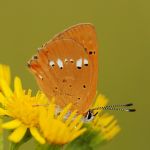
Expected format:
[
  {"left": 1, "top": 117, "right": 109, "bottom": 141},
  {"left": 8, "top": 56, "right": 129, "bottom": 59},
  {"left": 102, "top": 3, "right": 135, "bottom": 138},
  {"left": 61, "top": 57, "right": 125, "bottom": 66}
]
[{"left": 91, "top": 103, "right": 136, "bottom": 112}]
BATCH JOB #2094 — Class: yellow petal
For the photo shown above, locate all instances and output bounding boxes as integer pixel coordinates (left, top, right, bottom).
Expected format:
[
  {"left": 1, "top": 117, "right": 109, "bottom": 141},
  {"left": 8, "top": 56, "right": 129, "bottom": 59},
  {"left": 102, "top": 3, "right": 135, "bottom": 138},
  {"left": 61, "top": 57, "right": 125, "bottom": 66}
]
[
  {"left": 0, "top": 93, "right": 7, "bottom": 106},
  {"left": 69, "top": 115, "right": 82, "bottom": 131},
  {"left": 0, "top": 64, "right": 11, "bottom": 86},
  {"left": 14, "top": 77, "right": 23, "bottom": 97},
  {"left": 65, "top": 110, "right": 77, "bottom": 126},
  {"left": 30, "top": 127, "right": 45, "bottom": 144},
  {"left": 71, "top": 128, "right": 87, "bottom": 140},
  {"left": 100, "top": 114, "right": 114, "bottom": 127},
  {"left": 8, "top": 125, "right": 27, "bottom": 143},
  {"left": 39, "top": 108, "right": 49, "bottom": 130},
  {"left": 105, "top": 120, "right": 118, "bottom": 131},
  {"left": 0, "top": 79, "right": 13, "bottom": 97},
  {"left": 92, "top": 95, "right": 108, "bottom": 111},
  {"left": 47, "top": 102, "right": 55, "bottom": 119},
  {"left": 103, "top": 125, "right": 121, "bottom": 140},
  {"left": 4, "top": 65, "right": 11, "bottom": 85},
  {"left": 2, "top": 119, "right": 21, "bottom": 129},
  {"left": 27, "top": 89, "right": 32, "bottom": 96},
  {"left": 57, "top": 103, "right": 72, "bottom": 121},
  {"left": 75, "top": 122, "right": 84, "bottom": 130},
  {"left": 0, "top": 108, "right": 9, "bottom": 115}
]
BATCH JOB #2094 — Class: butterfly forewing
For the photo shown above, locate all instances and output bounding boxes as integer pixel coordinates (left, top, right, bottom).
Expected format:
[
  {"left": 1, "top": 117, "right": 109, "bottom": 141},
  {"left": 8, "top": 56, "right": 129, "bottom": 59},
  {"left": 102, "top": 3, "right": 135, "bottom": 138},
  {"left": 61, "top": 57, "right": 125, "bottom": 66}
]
[{"left": 28, "top": 24, "right": 98, "bottom": 114}]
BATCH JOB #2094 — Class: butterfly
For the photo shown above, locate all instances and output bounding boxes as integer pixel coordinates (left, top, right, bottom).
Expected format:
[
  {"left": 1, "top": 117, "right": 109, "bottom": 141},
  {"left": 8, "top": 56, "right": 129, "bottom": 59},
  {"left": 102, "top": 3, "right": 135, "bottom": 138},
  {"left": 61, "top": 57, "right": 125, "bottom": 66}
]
[{"left": 28, "top": 23, "right": 135, "bottom": 120}]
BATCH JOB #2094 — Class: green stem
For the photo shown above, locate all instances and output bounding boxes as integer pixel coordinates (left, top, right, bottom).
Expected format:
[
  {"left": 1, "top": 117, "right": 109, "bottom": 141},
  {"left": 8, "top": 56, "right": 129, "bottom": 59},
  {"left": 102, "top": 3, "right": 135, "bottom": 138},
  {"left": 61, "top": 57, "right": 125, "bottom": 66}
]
[
  {"left": 0, "top": 134, "right": 3, "bottom": 150},
  {"left": 9, "top": 142, "right": 20, "bottom": 150}
]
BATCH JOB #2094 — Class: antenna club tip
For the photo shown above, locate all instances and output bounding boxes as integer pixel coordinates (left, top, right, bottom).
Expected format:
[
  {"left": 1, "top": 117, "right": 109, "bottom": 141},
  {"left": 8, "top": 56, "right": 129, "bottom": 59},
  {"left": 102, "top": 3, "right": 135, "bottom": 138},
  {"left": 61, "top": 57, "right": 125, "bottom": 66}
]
[
  {"left": 126, "top": 103, "right": 133, "bottom": 106},
  {"left": 128, "top": 109, "right": 136, "bottom": 112}
]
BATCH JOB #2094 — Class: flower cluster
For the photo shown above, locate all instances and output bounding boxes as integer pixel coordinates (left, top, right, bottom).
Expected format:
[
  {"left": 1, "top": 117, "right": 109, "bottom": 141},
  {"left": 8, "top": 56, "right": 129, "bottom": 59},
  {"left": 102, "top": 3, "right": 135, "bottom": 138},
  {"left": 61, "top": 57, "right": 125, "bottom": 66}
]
[{"left": 0, "top": 64, "right": 120, "bottom": 150}]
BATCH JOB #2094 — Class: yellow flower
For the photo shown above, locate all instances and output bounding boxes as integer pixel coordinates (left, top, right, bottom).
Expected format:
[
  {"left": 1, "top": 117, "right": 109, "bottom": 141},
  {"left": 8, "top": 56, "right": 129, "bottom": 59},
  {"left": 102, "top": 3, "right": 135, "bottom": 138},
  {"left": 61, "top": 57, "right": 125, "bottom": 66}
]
[
  {"left": 39, "top": 102, "right": 87, "bottom": 145},
  {"left": 0, "top": 76, "right": 47, "bottom": 144},
  {"left": 90, "top": 95, "right": 121, "bottom": 141},
  {"left": 0, "top": 64, "right": 11, "bottom": 89}
]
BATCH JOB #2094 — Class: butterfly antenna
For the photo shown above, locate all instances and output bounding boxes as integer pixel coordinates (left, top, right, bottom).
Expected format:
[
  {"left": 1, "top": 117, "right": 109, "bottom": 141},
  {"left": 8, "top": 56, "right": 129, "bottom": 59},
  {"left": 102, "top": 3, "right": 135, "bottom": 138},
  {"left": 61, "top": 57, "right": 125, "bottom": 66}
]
[
  {"left": 104, "top": 103, "right": 133, "bottom": 107},
  {"left": 91, "top": 103, "right": 136, "bottom": 112}
]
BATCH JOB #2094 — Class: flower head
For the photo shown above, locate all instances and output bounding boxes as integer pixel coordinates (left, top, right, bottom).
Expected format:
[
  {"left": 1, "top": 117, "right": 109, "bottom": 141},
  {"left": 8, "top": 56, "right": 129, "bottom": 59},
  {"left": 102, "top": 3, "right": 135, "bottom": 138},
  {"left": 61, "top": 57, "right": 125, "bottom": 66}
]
[
  {"left": 39, "top": 102, "right": 86, "bottom": 145},
  {"left": 90, "top": 95, "right": 120, "bottom": 141},
  {"left": 65, "top": 95, "right": 121, "bottom": 150},
  {"left": 0, "top": 76, "right": 47, "bottom": 144}
]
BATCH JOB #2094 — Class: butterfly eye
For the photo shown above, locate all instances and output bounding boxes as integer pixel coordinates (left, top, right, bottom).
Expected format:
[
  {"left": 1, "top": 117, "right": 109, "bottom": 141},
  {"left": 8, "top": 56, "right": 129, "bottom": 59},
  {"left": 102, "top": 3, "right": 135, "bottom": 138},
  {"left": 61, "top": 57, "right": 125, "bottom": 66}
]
[
  {"left": 85, "top": 110, "right": 94, "bottom": 121},
  {"left": 76, "top": 58, "right": 82, "bottom": 69}
]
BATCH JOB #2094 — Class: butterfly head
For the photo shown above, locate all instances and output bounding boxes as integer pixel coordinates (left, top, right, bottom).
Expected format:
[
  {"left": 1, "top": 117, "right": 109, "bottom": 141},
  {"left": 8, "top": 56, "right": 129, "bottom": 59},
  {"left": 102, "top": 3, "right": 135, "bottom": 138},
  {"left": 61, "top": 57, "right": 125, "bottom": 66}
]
[{"left": 84, "top": 110, "right": 98, "bottom": 122}]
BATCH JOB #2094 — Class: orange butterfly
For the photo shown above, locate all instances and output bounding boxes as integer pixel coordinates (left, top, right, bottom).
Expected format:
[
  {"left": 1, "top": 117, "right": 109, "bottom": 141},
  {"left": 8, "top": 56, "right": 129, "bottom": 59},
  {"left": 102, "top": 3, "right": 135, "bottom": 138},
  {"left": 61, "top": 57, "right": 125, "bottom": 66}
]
[{"left": 28, "top": 23, "right": 135, "bottom": 120}]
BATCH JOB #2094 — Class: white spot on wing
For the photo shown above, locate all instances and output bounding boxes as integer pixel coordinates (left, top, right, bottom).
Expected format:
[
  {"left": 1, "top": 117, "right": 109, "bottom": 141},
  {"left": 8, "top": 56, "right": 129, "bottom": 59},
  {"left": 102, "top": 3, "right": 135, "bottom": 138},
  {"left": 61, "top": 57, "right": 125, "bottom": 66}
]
[
  {"left": 76, "top": 58, "right": 82, "bottom": 68},
  {"left": 84, "top": 58, "right": 88, "bottom": 66},
  {"left": 57, "top": 59, "right": 63, "bottom": 68},
  {"left": 49, "top": 60, "right": 55, "bottom": 67}
]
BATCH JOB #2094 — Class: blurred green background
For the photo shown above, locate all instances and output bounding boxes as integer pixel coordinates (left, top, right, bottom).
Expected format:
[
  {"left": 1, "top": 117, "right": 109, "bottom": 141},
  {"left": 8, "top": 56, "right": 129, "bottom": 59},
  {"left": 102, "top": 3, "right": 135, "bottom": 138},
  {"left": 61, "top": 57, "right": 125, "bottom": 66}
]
[{"left": 0, "top": 0, "right": 149, "bottom": 150}]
